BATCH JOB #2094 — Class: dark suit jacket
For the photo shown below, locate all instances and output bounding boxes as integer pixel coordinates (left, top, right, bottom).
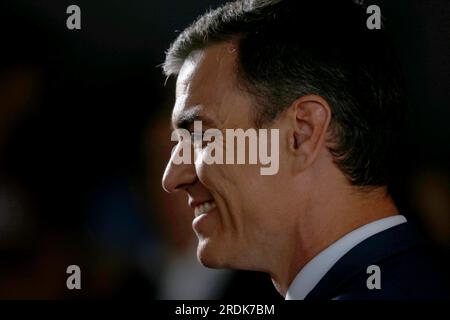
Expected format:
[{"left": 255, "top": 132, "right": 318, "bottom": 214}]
[{"left": 305, "top": 222, "right": 450, "bottom": 300}]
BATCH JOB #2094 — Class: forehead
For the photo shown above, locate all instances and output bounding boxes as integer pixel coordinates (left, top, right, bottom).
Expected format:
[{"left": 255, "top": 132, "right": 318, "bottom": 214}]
[{"left": 172, "top": 42, "right": 242, "bottom": 127}]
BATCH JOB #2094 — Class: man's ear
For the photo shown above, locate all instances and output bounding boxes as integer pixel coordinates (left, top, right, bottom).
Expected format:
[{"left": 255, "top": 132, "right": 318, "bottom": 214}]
[{"left": 287, "top": 95, "right": 332, "bottom": 171}]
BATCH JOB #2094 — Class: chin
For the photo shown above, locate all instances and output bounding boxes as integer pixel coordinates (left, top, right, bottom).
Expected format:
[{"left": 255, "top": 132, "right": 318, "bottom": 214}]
[
  {"left": 196, "top": 236, "right": 254, "bottom": 272},
  {"left": 196, "top": 237, "right": 231, "bottom": 269}
]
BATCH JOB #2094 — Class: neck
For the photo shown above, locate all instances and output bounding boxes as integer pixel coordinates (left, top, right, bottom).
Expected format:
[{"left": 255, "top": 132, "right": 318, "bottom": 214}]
[{"left": 270, "top": 183, "right": 399, "bottom": 297}]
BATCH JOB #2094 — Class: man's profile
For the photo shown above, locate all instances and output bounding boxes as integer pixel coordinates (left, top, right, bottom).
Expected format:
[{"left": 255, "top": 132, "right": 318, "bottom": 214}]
[{"left": 161, "top": 0, "right": 449, "bottom": 299}]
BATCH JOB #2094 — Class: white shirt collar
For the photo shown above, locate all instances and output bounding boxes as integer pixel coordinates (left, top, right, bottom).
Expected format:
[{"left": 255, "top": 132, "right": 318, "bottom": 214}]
[{"left": 285, "top": 214, "right": 407, "bottom": 300}]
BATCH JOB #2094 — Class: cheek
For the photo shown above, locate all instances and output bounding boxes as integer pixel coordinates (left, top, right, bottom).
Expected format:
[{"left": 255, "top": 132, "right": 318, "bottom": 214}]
[
  {"left": 194, "top": 148, "right": 220, "bottom": 187},
  {"left": 195, "top": 161, "right": 234, "bottom": 197},
  {"left": 193, "top": 146, "right": 238, "bottom": 188},
  {"left": 241, "top": 172, "right": 287, "bottom": 214},
  {"left": 194, "top": 146, "right": 278, "bottom": 214}
]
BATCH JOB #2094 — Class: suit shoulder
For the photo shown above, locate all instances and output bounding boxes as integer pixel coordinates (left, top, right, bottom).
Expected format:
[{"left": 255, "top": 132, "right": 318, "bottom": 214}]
[{"left": 334, "top": 244, "right": 450, "bottom": 299}]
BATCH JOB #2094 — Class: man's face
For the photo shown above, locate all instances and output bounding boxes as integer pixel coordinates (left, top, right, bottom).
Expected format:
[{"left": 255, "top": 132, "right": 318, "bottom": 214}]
[{"left": 162, "top": 42, "right": 291, "bottom": 271}]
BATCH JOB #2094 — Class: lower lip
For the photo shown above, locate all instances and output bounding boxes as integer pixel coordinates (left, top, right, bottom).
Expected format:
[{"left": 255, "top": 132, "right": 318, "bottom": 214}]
[{"left": 192, "top": 207, "right": 217, "bottom": 231}]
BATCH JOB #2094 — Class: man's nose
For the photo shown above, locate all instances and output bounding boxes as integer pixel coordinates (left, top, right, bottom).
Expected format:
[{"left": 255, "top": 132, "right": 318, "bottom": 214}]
[{"left": 162, "top": 148, "right": 197, "bottom": 193}]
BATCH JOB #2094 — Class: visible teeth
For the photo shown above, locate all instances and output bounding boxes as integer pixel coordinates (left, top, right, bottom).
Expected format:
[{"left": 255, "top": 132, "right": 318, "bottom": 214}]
[{"left": 194, "top": 201, "right": 216, "bottom": 217}]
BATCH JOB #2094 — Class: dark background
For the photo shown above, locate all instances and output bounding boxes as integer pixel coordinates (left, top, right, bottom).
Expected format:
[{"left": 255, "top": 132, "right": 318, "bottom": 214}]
[{"left": 0, "top": 0, "right": 448, "bottom": 299}]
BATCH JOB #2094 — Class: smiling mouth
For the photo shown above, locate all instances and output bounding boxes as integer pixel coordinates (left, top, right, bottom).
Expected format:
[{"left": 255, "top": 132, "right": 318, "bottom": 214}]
[{"left": 194, "top": 200, "right": 217, "bottom": 217}]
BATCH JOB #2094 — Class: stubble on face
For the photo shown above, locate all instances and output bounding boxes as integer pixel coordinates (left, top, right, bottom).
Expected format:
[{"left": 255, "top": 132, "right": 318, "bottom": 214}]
[{"left": 172, "top": 42, "right": 293, "bottom": 276}]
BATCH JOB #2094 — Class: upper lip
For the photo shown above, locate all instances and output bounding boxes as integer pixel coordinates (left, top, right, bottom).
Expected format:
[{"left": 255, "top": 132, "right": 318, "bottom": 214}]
[{"left": 188, "top": 199, "right": 214, "bottom": 209}]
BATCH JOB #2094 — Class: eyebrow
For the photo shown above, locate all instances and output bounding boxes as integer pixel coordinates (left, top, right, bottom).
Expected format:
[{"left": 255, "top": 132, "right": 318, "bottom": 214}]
[{"left": 172, "top": 108, "right": 217, "bottom": 130}]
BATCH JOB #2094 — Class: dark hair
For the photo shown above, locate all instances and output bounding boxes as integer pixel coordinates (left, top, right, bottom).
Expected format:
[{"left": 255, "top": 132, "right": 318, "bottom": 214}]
[{"left": 163, "top": 0, "right": 407, "bottom": 187}]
